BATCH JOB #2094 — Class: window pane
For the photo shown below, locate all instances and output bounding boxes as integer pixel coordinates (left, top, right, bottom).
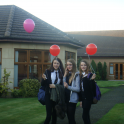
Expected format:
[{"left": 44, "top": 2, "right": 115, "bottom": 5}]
[
  {"left": 65, "top": 51, "right": 75, "bottom": 60},
  {"left": 15, "top": 50, "right": 27, "bottom": 62},
  {"left": 110, "top": 66, "right": 113, "bottom": 74},
  {"left": 43, "top": 64, "right": 51, "bottom": 74},
  {"left": 67, "top": 52, "right": 70, "bottom": 59},
  {"left": 70, "top": 53, "right": 73, "bottom": 59},
  {"left": 0, "top": 65, "right": 1, "bottom": 79},
  {"left": 30, "top": 51, "right": 41, "bottom": 63},
  {"left": 115, "top": 64, "right": 118, "bottom": 79},
  {"left": 120, "top": 64, "right": 123, "bottom": 79},
  {"left": 65, "top": 52, "right": 67, "bottom": 64},
  {"left": 110, "top": 63, "right": 113, "bottom": 66},
  {"left": 0, "top": 51, "right": 1, "bottom": 62},
  {"left": 18, "top": 64, "right": 27, "bottom": 86},
  {"left": 29, "top": 64, "right": 42, "bottom": 81},
  {"left": 44, "top": 51, "right": 51, "bottom": 63}
]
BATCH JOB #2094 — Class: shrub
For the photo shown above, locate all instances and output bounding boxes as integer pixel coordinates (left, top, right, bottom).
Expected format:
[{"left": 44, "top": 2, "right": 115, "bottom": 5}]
[
  {"left": 102, "top": 62, "right": 107, "bottom": 80},
  {"left": 97, "top": 62, "right": 102, "bottom": 80},
  {"left": 11, "top": 89, "right": 23, "bottom": 98},
  {"left": 77, "top": 57, "right": 82, "bottom": 70},
  {"left": 0, "top": 69, "right": 12, "bottom": 97},
  {"left": 11, "top": 89, "right": 19, "bottom": 98},
  {"left": 19, "top": 79, "right": 40, "bottom": 97},
  {"left": 95, "top": 71, "right": 101, "bottom": 80},
  {"left": 91, "top": 60, "right": 97, "bottom": 73}
]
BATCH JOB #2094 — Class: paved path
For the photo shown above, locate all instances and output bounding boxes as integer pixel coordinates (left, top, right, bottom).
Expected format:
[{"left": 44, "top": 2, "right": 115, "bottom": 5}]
[{"left": 57, "top": 85, "right": 124, "bottom": 124}]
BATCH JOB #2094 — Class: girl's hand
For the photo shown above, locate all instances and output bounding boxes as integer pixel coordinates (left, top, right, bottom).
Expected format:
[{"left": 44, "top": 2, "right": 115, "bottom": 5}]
[
  {"left": 49, "top": 84, "right": 56, "bottom": 88},
  {"left": 64, "top": 82, "right": 68, "bottom": 88},
  {"left": 91, "top": 74, "right": 96, "bottom": 80},
  {"left": 64, "top": 67, "right": 68, "bottom": 77},
  {"left": 80, "top": 102, "right": 82, "bottom": 107},
  {"left": 42, "top": 74, "right": 47, "bottom": 80}
]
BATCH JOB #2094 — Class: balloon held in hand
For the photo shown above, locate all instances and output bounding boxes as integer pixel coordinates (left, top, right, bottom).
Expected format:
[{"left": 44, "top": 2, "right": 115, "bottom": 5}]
[
  {"left": 86, "top": 43, "right": 97, "bottom": 55},
  {"left": 50, "top": 45, "right": 60, "bottom": 56}
]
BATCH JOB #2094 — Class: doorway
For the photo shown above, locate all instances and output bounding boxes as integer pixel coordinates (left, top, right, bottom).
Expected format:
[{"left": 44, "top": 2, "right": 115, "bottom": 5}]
[{"left": 114, "top": 63, "right": 124, "bottom": 80}]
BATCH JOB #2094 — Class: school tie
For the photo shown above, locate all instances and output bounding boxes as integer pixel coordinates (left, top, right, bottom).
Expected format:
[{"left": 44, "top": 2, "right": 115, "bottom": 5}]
[
  {"left": 54, "top": 72, "right": 58, "bottom": 84},
  {"left": 80, "top": 74, "right": 83, "bottom": 91}
]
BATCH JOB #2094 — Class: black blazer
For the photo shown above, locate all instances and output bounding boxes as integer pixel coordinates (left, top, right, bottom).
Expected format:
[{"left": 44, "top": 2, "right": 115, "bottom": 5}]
[
  {"left": 41, "top": 69, "right": 63, "bottom": 95},
  {"left": 81, "top": 73, "right": 96, "bottom": 101},
  {"left": 41, "top": 69, "right": 52, "bottom": 95}
]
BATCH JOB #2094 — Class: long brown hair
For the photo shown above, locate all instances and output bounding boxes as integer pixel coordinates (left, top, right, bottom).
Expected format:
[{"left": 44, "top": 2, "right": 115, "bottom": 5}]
[
  {"left": 66, "top": 59, "right": 77, "bottom": 85},
  {"left": 79, "top": 60, "right": 91, "bottom": 78},
  {"left": 48, "top": 57, "right": 65, "bottom": 80}
]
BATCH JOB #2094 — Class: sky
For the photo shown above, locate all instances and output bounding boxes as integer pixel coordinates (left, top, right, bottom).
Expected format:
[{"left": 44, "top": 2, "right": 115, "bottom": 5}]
[{"left": 0, "top": 0, "right": 124, "bottom": 31}]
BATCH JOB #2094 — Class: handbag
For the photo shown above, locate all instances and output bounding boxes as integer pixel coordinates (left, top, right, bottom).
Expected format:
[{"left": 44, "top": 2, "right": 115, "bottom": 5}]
[{"left": 38, "top": 86, "right": 45, "bottom": 105}]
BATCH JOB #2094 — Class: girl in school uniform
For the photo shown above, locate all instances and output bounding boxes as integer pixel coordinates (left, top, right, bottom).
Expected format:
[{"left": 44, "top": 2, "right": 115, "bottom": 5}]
[
  {"left": 63, "top": 59, "right": 80, "bottom": 124},
  {"left": 79, "top": 60, "right": 96, "bottom": 124},
  {"left": 41, "top": 57, "right": 64, "bottom": 124}
]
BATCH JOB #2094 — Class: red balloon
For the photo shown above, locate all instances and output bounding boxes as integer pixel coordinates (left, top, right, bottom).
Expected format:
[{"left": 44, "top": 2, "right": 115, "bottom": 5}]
[
  {"left": 50, "top": 45, "right": 60, "bottom": 56},
  {"left": 23, "top": 19, "right": 35, "bottom": 33},
  {"left": 86, "top": 43, "right": 97, "bottom": 55}
]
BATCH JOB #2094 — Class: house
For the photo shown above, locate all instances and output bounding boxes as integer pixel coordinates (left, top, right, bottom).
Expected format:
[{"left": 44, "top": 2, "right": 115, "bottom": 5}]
[
  {"left": 67, "top": 30, "right": 124, "bottom": 80},
  {"left": 0, "top": 5, "right": 84, "bottom": 89}
]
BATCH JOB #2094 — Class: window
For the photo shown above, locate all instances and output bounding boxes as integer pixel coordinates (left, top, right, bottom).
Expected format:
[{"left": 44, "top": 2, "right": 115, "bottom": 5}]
[
  {"left": 14, "top": 49, "right": 51, "bottom": 88},
  {"left": 65, "top": 51, "right": 75, "bottom": 62},
  {"left": 65, "top": 51, "right": 76, "bottom": 67},
  {"left": 110, "top": 63, "right": 114, "bottom": 75}
]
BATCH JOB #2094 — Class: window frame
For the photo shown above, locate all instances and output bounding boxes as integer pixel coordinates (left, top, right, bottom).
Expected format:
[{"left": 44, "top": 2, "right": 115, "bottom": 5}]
[
  {"left": 65, "top": 51, "right": 76, "bottom": 66},
  {"left": 14, "top": 49, "right": 51, "bottom": 88},
  {"left": 109, "top": 63, "right": 114, "bottom": 75}
]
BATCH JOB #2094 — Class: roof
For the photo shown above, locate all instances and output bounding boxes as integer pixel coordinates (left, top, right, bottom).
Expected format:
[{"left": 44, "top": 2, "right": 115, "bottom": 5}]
[
  {"left": 66, "top": 30, "right": 124, "bottom": 37},
  {"left": 66, "top": 32, "right": 124, "bottom": 57},
  {"left": 0, "top": 5, "right": 85, "bottom": 48}
]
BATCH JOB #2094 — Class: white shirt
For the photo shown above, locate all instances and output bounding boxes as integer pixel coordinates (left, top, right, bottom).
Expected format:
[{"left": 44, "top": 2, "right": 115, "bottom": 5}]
[
  {"left": 81, "top": 72, "right": 87, "bottom": 91},
  {"left": 51, "top": 70, "right": 60, "bottom": 84}
]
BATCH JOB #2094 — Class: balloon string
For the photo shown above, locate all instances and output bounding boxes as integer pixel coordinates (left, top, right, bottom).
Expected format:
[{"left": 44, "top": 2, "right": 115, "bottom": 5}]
[{"left": 88, "top": 54, "right": 95, "bottom": 74}]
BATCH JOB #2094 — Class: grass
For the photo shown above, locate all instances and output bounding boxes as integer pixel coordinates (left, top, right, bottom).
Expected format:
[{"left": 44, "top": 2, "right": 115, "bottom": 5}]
[
  {"left": 0, "top": 97, "right": 46, "bottom": 124},
  {"left": 97, "top": 81, "right": 124, "bottom": 87},
  {"left": 95, "top": 103, "right": 124, "bottom": 124},
  {"left": 100, "top": 88, "right": 111, "bottom": 95},
  {"left": 0, "top": 81, "right": 123, "bottom": 124}
]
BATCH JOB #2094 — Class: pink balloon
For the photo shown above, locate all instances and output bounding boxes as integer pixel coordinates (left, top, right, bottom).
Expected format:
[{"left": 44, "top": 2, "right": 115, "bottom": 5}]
[{"left": 23, "top": 19, "right": 35, "bottom": 33}]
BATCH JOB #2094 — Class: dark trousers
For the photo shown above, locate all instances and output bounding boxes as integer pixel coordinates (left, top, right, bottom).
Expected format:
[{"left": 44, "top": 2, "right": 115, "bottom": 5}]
[
  {"left": 66, "top": 102, "right": 77, "bottom": 124},
  {"left": 44, "top": 95, "right": 57, "bottom": 124},
  {"left": 82, "top": 99, "right": 92, "bottom": 124}
]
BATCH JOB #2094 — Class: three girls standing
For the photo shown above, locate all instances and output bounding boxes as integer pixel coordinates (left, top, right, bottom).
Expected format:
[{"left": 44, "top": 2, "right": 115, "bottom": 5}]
[{"left": 41, "top": 57, "right": 96, "bottom": 124}]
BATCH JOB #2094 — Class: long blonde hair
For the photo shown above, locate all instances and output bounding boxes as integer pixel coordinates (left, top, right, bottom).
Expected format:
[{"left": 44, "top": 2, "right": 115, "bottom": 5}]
[
  {"left": 79, "top": 60, "right": 91, "bottom": 78},
  {"left": 67, "top": 59, "right": 76, "bottom": 85}
]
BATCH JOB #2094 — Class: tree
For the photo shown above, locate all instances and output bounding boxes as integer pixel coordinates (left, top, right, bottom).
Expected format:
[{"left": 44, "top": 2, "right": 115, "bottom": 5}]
[
  {"left": 90, "top": 60, "right": 97, "bottom": 73},
  {"left": 102, "top": 62, "right": 107, "bottom": 80},
  {"left": 77, "top": 57, "right": 82, "bottom": 70},
  {"left": 97, "top": 62, "right": 102, "bottom": 80}
]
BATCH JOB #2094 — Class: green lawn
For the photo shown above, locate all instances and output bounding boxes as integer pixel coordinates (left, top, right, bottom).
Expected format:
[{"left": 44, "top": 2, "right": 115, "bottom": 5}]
[
  {"left": 95, "top": 104, "right": 124, "bottom": 124},
  {"left": 97, "top": 81, "right": 124, "bottom": 87},
  {"left": 0, "top": 81, "right": 123, "bottom": 124},
  {"left": 0, "top": 98, "right": 46, "bottom": 124},
  {"left": 100, "top": 88, "right": 111, "bottom": 95}
]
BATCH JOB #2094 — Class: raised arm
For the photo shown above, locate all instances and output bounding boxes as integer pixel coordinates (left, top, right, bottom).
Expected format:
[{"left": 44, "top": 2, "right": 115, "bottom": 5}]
[
  {"left": 41, "top": 70, "right": 48, "bottom": 86},
  {"left": 66, "top": 74, "right": 80, "bottom": 92}
]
